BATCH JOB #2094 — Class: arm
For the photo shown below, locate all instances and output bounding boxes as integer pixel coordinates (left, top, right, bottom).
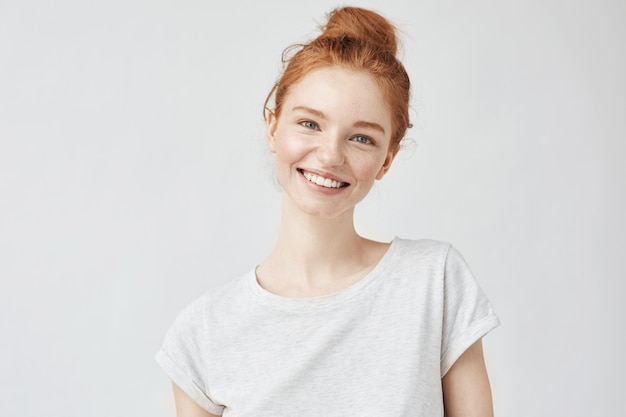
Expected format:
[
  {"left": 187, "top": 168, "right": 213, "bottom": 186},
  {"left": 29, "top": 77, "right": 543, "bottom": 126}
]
[
  {"left": 172, "top": 383, "right": 221, "bottom": 417},
  {"left": 442, "top": 339, "right": 494, "bottom": 417}
]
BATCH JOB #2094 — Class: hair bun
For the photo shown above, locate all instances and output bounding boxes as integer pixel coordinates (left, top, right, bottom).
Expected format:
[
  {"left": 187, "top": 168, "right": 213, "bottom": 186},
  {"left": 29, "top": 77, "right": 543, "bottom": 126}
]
[
  {"left": 320, "top": 7, "right": 398, "bottom": 55},
  {"left": 266, "top": 6, "right": 411, "bottom": 148}
]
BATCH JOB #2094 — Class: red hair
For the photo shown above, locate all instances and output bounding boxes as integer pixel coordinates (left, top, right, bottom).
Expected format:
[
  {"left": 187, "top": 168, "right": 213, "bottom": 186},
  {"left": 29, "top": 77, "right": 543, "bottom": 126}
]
[{"left": 264, "top": 7, "right": 411, "bottom": 150}]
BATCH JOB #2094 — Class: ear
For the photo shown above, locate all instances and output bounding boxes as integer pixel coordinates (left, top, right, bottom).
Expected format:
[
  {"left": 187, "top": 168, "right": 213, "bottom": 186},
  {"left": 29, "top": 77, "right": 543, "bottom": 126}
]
[
  {"left": 265, "top": 111, "right": 278, "bottom": 153},
  {"left": 375, "top": 146, "right": 398, "bottom": 180}
]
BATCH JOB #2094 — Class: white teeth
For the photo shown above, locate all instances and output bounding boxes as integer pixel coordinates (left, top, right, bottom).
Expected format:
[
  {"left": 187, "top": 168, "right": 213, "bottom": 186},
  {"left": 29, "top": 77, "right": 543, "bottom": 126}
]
[{"left": 302, "top": 171, "right": 345, "bottom": 189}]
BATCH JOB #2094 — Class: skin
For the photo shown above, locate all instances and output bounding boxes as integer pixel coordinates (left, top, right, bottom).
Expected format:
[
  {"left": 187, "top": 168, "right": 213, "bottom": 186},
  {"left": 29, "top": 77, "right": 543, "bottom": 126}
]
[
  {"left": 173, "top": 383, "right": 220, "bottom": 417},
  {"left": 443, "top": 340, "right": 495, "bottom": 417},
  {"left": 258, "top": 66, "right": 396, "bottom": 297},
  {"left": 171, "top": 65, "right": 495, "bottom": 417}
]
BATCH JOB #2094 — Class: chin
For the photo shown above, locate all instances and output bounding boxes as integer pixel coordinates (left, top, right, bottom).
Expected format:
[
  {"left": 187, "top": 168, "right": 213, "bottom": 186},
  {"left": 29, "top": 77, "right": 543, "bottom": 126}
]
[{"left": 293, "top": 199, "right": 355, "bottom": 220}]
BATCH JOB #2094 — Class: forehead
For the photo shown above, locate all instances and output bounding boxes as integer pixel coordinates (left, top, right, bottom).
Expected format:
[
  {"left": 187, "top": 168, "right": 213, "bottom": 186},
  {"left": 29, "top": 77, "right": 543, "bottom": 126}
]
[{"left": 282, "top": 66, "right": 392, "bottom": 130}]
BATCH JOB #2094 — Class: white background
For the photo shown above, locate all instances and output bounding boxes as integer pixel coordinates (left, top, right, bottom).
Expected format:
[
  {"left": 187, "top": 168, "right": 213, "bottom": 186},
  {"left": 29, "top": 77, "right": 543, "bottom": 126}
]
[{"left": 1, "top": 0, "right": 624, "bottom": 416}]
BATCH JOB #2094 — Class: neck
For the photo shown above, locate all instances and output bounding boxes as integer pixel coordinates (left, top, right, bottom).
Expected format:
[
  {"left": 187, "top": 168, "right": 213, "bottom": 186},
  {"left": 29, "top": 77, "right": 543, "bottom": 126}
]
[
  {"left": 275, "top": 195, "right": 363, "bottom": 266},
  {"left": 257, "top": 196, "right": 388, "bottom": 297}
]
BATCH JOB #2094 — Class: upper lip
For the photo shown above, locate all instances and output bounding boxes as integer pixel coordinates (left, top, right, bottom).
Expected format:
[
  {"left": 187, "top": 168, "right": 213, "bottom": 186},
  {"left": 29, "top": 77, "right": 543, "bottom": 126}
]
[{"left": 298, "top": 168, "right": 350, "bottom": 185}]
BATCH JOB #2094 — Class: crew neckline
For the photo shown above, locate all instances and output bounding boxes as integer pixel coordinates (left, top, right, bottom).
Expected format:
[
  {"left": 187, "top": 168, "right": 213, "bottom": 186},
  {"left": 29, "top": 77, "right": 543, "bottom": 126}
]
[{"left": 248, "top": 237, "right": 399, "bottom": 308}]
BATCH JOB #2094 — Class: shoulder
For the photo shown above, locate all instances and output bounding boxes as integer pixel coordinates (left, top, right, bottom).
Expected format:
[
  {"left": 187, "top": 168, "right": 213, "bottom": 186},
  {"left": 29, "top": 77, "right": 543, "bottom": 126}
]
[
  {"left": 389, "top": 238, "right": 478, "bottom": 287},
  {"left": 392, "top": 237, "right": 474, "bottom": 264},
  {"left": 390, "top": 237, "right": 453, "bottom": 267},
  {"left": 168, "top": 270, "right": 253, "bottom": 332},
  {"left": 392, "top": 237, "right": 450, "bottom": 252}
]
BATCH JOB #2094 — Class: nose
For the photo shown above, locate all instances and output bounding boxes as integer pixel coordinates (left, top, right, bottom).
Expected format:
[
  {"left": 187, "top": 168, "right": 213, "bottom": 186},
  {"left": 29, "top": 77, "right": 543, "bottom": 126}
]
[{"left": 316, "top": 136, "right": 345, "bottom": 167}]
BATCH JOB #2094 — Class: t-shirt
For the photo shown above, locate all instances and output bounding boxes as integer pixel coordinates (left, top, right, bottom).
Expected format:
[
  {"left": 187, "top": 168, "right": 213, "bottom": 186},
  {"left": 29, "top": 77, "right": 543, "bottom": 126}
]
[{"left": 155, "top": 238, "right": 500, "bottom": 416}]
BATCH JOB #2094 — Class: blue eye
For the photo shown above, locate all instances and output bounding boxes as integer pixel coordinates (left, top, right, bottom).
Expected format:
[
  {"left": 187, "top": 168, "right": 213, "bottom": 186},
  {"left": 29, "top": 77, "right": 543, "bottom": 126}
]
[
  {"left": 300, "top": 120, "right": 318, "bottom": 130},
  {"left": 352, "top": 135, "right": 372, "bottom": 144}
]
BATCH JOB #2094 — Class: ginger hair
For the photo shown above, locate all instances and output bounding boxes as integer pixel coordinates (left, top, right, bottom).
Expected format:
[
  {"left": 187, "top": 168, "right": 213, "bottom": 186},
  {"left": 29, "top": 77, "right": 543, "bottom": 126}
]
[{"left": 264, "top": 6, "right": 411, "bottom": 150}]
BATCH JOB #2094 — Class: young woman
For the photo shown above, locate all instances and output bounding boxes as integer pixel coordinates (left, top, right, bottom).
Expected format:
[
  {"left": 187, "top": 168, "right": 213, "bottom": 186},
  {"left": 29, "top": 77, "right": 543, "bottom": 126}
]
[{"left": 157, "top": 6, "right": 499, "bottom": 417}]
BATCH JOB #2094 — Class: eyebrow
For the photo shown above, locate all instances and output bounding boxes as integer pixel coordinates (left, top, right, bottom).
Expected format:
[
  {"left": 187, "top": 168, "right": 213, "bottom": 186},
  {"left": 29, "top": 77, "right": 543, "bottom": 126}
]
[{"left": 292, "top": 105, "right": 386, "bottom": 134}]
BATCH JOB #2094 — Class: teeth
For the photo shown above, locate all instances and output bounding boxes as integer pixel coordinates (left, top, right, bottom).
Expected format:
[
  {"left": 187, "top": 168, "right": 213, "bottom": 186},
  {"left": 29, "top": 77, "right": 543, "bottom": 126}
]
[{"left": 302, "top": 171, "right": 345, "bottom": 189}]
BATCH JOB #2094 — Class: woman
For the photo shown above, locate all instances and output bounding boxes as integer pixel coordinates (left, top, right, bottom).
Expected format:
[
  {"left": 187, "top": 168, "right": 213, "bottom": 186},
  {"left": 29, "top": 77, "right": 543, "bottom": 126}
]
[{"left": 157, "top": 6, "right": 499, "bottom": 417}]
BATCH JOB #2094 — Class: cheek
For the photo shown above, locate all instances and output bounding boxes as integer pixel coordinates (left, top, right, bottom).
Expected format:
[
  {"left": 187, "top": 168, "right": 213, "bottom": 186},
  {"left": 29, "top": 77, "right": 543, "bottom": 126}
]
[
  {"left": 351, "top": 155, "right": 386, "bottom": 181},
  {"left": 274, "top": 140, "right": 294, "bottom": 165},
  {"left": 274, "top": 130, "right": 307, "bottom": 164}
]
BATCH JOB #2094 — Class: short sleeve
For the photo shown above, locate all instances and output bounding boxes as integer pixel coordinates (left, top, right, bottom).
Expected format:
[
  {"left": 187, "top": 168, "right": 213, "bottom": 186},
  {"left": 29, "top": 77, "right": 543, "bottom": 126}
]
[
  {"left": 155, "top": 297, "right": 224, "bottom": 415},
  {"left": 440, "top": 244, "right": 500, "bottom": 377}
]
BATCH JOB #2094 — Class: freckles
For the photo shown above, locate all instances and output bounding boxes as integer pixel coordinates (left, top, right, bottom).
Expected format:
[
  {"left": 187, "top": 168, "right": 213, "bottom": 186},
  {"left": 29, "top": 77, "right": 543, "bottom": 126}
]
[
  {"left": 352, "top": 156, "right": 382, "bottom": 175},
  {"left": 275, "top": 138, "right": 295, "bottom": 156}
]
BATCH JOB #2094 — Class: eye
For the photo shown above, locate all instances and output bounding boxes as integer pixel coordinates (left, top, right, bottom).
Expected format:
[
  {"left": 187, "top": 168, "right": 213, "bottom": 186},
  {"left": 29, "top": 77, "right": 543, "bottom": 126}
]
[
  {"left": 351, "top": 135, "right": 373, "bottom": 145},
  {"left": 300, "top": 120, "right": 319, "bottom": 130}
]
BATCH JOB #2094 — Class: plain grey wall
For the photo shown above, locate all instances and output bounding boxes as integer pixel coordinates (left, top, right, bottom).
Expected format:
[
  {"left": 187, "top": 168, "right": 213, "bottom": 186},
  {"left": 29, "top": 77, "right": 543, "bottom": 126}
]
[{"left": 1, "top": 0, "right": 624, "bottom": 416}]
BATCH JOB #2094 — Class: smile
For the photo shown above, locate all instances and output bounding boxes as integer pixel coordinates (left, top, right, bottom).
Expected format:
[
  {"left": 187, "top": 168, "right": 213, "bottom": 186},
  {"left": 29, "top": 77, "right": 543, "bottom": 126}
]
[{"left": 299, "top": 169, "right": 349, "bottom": 189}]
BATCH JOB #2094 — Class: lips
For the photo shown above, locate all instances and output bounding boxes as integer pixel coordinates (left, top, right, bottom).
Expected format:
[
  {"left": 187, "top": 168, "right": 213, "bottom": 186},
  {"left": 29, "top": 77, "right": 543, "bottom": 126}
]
[{"left": 298, "top": 169, "right": 349, "bottom": 189}]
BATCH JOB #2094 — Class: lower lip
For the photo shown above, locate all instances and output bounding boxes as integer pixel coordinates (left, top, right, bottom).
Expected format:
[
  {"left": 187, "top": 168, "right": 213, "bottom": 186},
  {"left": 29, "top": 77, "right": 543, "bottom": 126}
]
[{"left": 299, "top": 170, "right": 347, "bottom": 195}]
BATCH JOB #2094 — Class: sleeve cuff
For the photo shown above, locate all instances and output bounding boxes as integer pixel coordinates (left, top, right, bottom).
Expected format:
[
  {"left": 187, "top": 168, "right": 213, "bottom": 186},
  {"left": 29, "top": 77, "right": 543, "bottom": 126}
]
[
  {"left": 440, "top": 313, "right": 500, "bottom": 377},
  {"left": 155, "top": 349, "right": 224, "bottom": 415}
]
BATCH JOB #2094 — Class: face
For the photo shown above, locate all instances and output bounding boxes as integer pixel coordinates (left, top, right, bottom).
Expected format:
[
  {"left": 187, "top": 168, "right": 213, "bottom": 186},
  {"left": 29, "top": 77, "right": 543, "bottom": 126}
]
[{"left": 266, "top": 66, "right": 397, "bottom": 219}]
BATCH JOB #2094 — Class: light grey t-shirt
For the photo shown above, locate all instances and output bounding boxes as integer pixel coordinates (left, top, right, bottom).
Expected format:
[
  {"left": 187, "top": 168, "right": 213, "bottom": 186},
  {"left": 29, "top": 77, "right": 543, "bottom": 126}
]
[{"left": 156, "top": 238, "right": 499, "bottom": 416}]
